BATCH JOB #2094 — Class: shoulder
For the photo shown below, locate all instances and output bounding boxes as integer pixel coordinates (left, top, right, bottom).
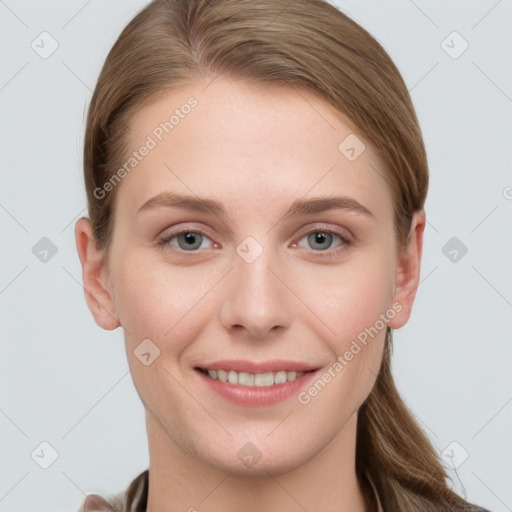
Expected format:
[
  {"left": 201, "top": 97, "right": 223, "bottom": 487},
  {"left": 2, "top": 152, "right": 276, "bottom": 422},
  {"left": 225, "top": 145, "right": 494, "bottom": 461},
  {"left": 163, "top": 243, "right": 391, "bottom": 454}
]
[
  {"left": 77, "top": 493, "right": 124, "bottom": 512},
  {"left": 77, "top": 470, "right": 148, "bottom": 512}
]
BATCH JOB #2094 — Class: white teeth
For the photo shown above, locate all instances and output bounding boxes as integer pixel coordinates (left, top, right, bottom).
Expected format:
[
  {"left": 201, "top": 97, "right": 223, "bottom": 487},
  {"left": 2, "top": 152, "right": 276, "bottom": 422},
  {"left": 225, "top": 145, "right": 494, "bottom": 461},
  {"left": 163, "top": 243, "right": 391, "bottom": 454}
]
[
  {"left": 254, "top": 372, "right": 274, "bottom": 387},
  {"left": 274, "top": 370, "right": 287, "bottom": 384},
  {"left": 203, "top": 368, "right": 306, "bottom": 386},
  {"left": 237, "top": 372, "right": 254, "bottom": 386}
]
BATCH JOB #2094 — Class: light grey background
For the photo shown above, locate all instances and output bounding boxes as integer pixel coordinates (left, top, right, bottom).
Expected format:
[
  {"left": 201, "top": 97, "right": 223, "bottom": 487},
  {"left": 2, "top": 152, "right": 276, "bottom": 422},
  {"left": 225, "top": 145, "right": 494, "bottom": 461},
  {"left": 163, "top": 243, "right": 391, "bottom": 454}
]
[{"left": 1, "top": 1, "right": 511, "bottom": 511}]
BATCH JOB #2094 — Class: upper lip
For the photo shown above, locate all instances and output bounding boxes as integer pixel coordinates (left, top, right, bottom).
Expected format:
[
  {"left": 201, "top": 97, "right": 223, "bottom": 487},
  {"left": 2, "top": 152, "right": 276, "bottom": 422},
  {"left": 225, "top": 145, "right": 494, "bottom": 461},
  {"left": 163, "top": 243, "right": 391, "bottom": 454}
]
[{"left": 196, "top": 360, "right": 320, "bottom": 373}]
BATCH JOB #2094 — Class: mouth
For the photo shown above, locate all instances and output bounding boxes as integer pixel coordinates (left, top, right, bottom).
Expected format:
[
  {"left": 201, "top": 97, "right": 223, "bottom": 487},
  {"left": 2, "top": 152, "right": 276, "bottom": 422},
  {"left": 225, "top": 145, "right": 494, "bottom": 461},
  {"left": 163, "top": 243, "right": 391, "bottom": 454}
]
[
  {"left": 195, "top": 367, "right": 316, "bottom": 387},
  {"left": 194, "top": 361, "right": 320, "bottom": 407}
]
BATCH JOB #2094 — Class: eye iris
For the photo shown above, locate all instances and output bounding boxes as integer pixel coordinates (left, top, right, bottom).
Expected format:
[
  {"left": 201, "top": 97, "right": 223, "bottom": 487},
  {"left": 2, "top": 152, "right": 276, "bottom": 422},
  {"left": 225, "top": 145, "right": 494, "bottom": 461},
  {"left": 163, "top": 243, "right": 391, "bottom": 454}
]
[
  {"left": 309, "top": 232, "right": 332, "bottom": 250},
  {"left": 178, "top": 232, "right": 202, "bottom": 250}
]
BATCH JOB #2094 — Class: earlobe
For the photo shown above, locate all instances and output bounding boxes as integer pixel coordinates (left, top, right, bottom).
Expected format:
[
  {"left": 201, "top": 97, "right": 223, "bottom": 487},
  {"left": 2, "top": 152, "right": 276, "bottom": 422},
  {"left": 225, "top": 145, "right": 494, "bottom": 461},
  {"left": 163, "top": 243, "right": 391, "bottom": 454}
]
[
  {"left": 74, "top": 217, "right": 120, "bottom": 331},
  {"left": 388, "top": 210, "right": 426, "bottom": 330}
]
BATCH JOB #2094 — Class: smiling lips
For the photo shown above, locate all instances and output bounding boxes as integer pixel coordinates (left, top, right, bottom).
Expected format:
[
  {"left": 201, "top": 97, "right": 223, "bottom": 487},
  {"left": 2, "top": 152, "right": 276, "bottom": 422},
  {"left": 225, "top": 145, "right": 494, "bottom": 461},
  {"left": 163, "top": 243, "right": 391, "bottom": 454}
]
[
  {"left": 195, "top": 359, "right": 319, "bottom": 405},
  {"left": 199, "top": 368, "right": 306, "bottom": 387}
]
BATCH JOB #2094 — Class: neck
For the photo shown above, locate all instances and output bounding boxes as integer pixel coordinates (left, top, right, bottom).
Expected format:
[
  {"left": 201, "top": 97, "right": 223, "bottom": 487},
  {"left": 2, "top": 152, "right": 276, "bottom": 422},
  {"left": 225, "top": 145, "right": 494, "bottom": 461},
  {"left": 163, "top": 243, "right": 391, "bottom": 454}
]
[{"left": 145, "top": 411, "right": 368, "bottom": 512}]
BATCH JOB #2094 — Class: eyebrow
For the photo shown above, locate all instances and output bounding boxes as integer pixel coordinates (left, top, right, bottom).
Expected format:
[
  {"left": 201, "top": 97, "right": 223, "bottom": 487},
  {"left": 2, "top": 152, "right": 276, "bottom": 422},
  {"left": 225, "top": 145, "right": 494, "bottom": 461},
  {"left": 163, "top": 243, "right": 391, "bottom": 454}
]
[{"left": 136, "top": 191, "right": 376, "bottom": 221}]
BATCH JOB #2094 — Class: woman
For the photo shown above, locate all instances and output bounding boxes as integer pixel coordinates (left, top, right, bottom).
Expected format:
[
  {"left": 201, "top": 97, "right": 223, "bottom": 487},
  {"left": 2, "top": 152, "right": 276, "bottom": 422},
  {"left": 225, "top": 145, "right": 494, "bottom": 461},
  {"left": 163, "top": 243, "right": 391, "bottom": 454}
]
[{"left": 75, "top": 0, "right": 491, "bottom": 510}]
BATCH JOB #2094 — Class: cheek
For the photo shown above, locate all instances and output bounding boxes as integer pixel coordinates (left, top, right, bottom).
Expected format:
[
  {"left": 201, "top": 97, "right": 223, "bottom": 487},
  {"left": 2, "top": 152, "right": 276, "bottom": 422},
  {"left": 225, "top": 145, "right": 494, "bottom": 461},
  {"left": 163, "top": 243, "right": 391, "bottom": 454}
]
[
  {"left": 111, "top": 253, "right": 204, "bottom": 410},
  {"left": 296, "top": 262, "right": 391, "bottom": 420},
  {"left": 112, "top": 251, "right": 208, "bottom": 337},
  {"left": 302, "top": 252, "right": 395, "bottom": 350}
]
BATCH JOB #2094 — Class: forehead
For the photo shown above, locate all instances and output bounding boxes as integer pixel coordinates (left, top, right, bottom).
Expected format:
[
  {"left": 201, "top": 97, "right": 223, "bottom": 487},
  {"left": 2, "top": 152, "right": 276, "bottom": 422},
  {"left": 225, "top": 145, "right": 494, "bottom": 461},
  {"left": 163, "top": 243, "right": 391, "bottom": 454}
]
[{"left": 114, "top": 77, "right": 393, "bottom": 224}]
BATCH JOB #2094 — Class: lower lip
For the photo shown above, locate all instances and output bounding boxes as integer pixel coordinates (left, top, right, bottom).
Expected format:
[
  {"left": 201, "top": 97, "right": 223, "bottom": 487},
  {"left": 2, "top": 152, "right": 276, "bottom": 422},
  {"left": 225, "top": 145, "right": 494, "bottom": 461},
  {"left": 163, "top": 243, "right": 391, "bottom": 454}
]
[{"left": 195, "top": 369, "right": 319, "bottom": 407}]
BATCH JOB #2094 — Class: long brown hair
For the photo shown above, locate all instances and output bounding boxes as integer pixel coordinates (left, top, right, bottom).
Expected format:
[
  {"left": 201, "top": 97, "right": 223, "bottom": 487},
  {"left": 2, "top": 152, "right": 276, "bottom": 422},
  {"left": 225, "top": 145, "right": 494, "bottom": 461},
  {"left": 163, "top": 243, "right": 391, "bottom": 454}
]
[{"left": 83, "top": 1, "right": 486, "bottom": 510}]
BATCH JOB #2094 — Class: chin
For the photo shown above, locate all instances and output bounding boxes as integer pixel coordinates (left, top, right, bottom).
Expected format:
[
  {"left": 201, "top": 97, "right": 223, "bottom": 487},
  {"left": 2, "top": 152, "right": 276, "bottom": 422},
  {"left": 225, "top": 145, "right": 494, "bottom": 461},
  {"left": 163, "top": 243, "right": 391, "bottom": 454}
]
[
  {"left": 206, "top": 453, "right": 306, "bottom": 477},
  {"left": 195, "top": 437, "right": 315, "bottom": 477}
]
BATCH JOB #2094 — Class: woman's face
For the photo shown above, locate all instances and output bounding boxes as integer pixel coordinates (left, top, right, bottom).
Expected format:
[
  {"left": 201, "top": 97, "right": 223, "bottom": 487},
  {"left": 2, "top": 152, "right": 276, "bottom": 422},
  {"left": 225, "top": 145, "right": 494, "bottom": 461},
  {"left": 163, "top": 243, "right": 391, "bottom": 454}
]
[{"left": 81, "top": 77, "right": 423, "bottom": 475}]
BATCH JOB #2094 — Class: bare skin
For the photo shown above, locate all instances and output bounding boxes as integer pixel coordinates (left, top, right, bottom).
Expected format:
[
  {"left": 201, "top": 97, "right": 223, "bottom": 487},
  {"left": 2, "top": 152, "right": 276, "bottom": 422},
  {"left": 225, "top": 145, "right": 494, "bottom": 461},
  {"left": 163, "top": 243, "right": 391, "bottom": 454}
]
[{"left": 75, "top": 76, "right": 425, "bottom": 512}]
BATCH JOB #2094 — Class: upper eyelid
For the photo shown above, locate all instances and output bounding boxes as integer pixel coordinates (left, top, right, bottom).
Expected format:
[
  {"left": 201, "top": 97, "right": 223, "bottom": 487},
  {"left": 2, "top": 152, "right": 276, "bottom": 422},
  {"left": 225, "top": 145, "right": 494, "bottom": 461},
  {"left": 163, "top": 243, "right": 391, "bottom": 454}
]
[{"left": 295, "top": 224, "right": 352, "bottom": 240}]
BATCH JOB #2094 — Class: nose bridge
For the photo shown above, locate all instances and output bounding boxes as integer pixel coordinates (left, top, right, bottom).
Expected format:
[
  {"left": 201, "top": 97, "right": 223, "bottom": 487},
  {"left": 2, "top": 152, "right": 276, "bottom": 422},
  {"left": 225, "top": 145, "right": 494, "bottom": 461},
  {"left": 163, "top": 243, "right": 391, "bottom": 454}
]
[{"left": 219, "top": 236, "right": 291, "bottom": 338}]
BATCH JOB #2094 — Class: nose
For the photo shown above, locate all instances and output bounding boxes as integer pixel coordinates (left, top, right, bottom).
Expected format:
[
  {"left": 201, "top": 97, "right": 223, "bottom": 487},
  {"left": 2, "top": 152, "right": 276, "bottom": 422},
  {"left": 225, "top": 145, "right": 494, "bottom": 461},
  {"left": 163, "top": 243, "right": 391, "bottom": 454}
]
[{"left": 219, "top": 244, "right": 293, "bottom": 340}]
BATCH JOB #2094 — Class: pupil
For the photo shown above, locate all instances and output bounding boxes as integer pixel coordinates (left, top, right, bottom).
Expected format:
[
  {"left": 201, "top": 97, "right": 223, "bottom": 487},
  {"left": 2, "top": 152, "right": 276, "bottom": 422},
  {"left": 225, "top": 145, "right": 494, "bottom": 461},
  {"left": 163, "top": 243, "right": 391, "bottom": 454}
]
[{"left": 311, "top": 232, "right": 330, "bottom": 250}]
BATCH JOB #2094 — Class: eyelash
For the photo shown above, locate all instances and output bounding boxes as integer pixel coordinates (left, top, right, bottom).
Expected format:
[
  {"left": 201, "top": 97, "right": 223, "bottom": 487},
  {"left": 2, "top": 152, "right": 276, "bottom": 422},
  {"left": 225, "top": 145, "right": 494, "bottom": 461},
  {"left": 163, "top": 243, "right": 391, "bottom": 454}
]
[{"left": 157, "top": 226, "right": 353, "bottom": 258}]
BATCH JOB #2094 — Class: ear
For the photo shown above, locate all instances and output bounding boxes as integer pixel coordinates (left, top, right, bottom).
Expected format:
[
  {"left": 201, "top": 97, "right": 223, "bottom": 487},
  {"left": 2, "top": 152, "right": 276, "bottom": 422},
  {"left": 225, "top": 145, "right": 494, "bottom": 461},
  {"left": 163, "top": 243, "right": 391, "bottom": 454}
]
[
  {"left": 388, "top": 210, "right": 426, "bottom": 329},
  {"left": 74, "top": 217, "right": 120, "bottom": 330}
]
